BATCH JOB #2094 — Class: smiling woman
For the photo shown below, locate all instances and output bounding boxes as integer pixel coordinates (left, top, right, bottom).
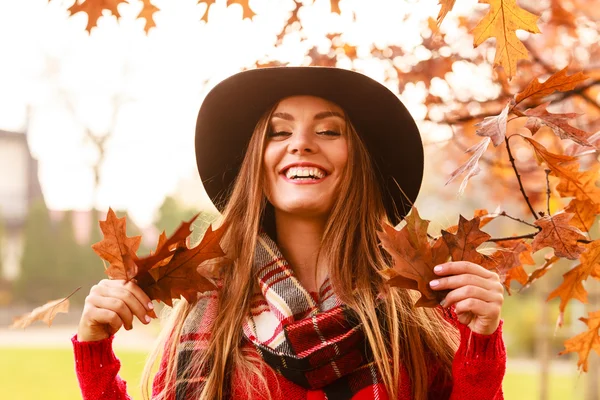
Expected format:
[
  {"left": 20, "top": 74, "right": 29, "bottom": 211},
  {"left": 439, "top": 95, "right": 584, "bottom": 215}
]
[{"left": 71, "top": 67, "right": 506, "bottom": 400}]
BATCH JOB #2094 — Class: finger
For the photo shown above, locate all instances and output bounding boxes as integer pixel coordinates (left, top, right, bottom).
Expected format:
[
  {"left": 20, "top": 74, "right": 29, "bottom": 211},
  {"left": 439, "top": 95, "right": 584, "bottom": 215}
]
[
  {"left": 91, "top": 308, "right": 124, "bottom": 336},
  {"left": 430, "top": 273, "right": 501, "bottom": 292},
  {"left": 99, "top": 280, "right": 154, "bottom": 319},
  {"left": 434, "top": 262, "right": 498, "bottom": 279},
  {"left": 88, "top": 294, "right": 137, "bottom": 330},
  {"left": 441, "top": 285, "right": 504, "bottom": 308},
  {"left": 454, "top": 298, "right": 501, "bottom": 321}
]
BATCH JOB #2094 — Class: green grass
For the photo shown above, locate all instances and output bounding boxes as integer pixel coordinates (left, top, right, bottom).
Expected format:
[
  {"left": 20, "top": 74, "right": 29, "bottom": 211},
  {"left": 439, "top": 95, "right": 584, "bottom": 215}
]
[{"left": 0, "top": 347, "right": 589, "bottom": 399}]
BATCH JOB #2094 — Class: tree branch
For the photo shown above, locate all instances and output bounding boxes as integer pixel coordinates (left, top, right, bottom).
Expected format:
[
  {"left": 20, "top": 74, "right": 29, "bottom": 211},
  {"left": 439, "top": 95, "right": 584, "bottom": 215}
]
[{"left": 506, "top": 135, "right": 539, "bottom": 220}]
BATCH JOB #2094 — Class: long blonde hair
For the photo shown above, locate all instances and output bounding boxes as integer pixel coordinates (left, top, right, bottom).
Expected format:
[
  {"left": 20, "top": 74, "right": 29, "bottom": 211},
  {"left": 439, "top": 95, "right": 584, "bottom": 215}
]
[{"left": 143, "top": 100, "right": 460, "bottom": 400}]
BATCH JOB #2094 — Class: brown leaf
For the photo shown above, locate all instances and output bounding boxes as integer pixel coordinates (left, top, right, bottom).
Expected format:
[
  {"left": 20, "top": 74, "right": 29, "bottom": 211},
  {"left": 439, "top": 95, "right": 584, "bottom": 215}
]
[
  {"left": 547, "top": 264, "right": 588, "bottom": 316},
  {"left": 523, "top": 136, "right": 578, "bottom": 170},
  {"left": 559, "top": 311, "right": 600, "bottom": 372},
  {"left": 444, "top": 209, "right": 498, "bottom": 234},
  {"left": 532, "top": 212, "right": 587, "bottom": 259},
  {"left": 471, "top": 0, "right": 540, "bottom": 77},
  {"left": 490, "top": 239, "right": 535, "bottom": 293},
  {"left": 142, "top": 224, "right": 227, "bottom": 306},
  {"left": 515, "top": 67, "right": 588, "bottom": 104},
  {"left": 556, "top": 163, "right": 600, "bottom": 206},
  {"left": 446, "top": 137, "right": 491, "bottom": 194},
  {"left": 378, "top": 208, "right": 450, "bottom": 307},
  {"left": 522, "top": 254, "right": 560, "bottom": 289},
  {"left": 92, "top": 208, "right": 141, "bottom": 281},
  {"left": 10, "top": 298, "right": 70, "bottom": 329},
  {"left": 548, "top": 0, "right": 577, "bottom": 37},
  {"left": 475, "top": 102, "right": 510, "bottom": 146},
  {"left": 524, "top": 102, "right": 592, "bottom": 146},
  {"left": 441, "top": 215, "right": 492, "bottom": 266}
]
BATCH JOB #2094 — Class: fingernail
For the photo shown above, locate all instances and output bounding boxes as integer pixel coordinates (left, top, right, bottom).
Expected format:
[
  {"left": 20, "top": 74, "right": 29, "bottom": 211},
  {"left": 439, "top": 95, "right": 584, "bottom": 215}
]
[
  {"left": 430, "top": 280, "right": 440, "bottom": 287},
  {"left": 148, "top": 302, "right": 154, "bottom": 310},
  {"left": 145, "top": 315, "right": 151, "bottom": 323},
  {"left": 440, "top": 298, "right": 447, "bottom": 307},
  {"left": 434, "top": 266, "right": 443, "bottom": 273}
]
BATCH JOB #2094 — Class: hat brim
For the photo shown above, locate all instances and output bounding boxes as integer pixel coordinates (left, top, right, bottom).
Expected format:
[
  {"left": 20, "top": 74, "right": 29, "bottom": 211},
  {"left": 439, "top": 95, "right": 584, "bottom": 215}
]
[{"left": 195, "top": 67, "right": 423, "bottom": 224}]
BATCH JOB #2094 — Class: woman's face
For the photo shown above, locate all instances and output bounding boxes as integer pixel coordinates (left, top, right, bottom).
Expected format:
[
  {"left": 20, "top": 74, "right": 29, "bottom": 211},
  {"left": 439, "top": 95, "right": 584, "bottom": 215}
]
[{"left": 262, "top": 95, "right": 349, "bottom": 220}]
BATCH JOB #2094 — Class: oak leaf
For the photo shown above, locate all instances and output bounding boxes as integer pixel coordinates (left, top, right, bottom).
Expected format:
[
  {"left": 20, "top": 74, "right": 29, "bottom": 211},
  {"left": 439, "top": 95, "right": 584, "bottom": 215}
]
[
  {"left": 490, "top": 239, "right": 535, "bottom": 293},
  {"left": 202, "top": 0, "right": 255, "bottom": 22},
  {"left": 445, "top": 209, "right": 499, "bottom": 234},
  {"left": 67, "top": 0, "right": 125, "bottom": 32},
  {"left": 515, "top": 67, "right": 588, "bottom": 104},
  {"left": 522, "top": 254, "right": 560, "bottom": 289},
  {"left": 441, "top": 215, "right": 492, "bottom": 267},
  {"left": 137, "top": 0, "right": 159, "bottom": 32},
  {"left": 92, "top": 208, "right": 141, "bottom": 281},
  {"left": 565, "top": 199, "right": 600, "bottom": 233},
  {"left": 475, "top": 102, "right": 510, "bottom": 146},
  {"left": 523, "top": 136, "right": 578, "bottom": 170},
  {"left": 524, "top": 102, "right": 592, "bottom": 146},
  {"left": 532, "top": 212, "right": 587, "bottom": 259},
  {"left": 471, "top": 0, "right": 540, "bottom": 78},
  {"left": 10, "top": 298, "right": 70, "bottom": 329},
  {"left": 331, "top": 0, "right": 341, "bottom": 14},
  {"left": 559, "top": 311, "right": 600, "bottom": 372},
  {"left": 377, "top": 207, "right": 450, "bottom": 307},
  {"left": 436, "top": 0, "right": 456, "bottom": 27},
  {"left": 555, "top": 163, "right": 600, "bottom": 206},
  {"left": 140, "top": 224, "right": 227, "bottom": 306},
  {"left": 446, "top": 137, "right": 491, "bottom": 195}
]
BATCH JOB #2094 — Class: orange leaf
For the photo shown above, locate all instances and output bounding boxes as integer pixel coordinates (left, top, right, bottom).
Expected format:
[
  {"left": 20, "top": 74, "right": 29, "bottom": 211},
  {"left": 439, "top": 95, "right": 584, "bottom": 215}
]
[
  {"left": 524, "top": 102, "right": 593, "bottom": 146},
  {"left": 136, "top": 0, "right": 159, "bottom": 32},
  {"left": 446, "top": 137, "right": 491, "bottom": 195},
  {"left": 436, "top": 0, "right": 456, "bottom": 27},
  {"left": 471, "top": 0, "right": 540, "bottom": 77},
  {"left": 67, "top": 0, "right": 126, "bottom": 33},
  {"left": 490, "top": 239, "right": 535, "bottom": 293},
  {"left": 475, "top": 102, "right": 510, "bottom": 146},
  {"left": 92, "top": 208, "right": 141, "bottom": 281},
  {"left": 522, "top": 254, "right": 560, "bottom": 289},
  {"left": 142, "top": 224, "right": 227, "bottom": 306},
  {"left": 441, "top": 215, "right": 492, "bottom": 266},
  {"left": 227, "top": 0, "right": 255, "bottom": 19},
  {"left": 515, "top": 67, "right": 588, "bottom": 105},
  {"left": 565, "top": 199, "right": 600, "bottom": 233},
  {"left": 10, "top": 298, "right": 70, "bottom": 329},
  {"left": 377, "top": 207, "right": 450, "bottom": 307},
  {"left": 523, "top": 136, "right": 578, "bottom": 170},
  {"left": 555, "top": 163, "right": 600, "bottom": 206},
  {"left": 559, "top": 311, "right": 600, "bottom": 372},
  {"left": 331, "top": 0, "right": 341, "bottom": 14},
  {"left": 532, "top": 212, "right": 587, "bottom": 259}
]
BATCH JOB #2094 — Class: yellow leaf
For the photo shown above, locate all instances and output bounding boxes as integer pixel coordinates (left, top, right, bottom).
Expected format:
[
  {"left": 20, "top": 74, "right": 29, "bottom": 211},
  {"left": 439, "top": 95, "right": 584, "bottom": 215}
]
[{"left": 472, "top": 0, "right": 541, "bottom": 78}]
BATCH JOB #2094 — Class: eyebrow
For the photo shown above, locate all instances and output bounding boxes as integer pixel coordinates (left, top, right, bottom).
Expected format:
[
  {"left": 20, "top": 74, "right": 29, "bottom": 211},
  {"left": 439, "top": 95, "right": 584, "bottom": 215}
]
[{"left": 271, "top": 111, "right": 345, "bottom": 121}]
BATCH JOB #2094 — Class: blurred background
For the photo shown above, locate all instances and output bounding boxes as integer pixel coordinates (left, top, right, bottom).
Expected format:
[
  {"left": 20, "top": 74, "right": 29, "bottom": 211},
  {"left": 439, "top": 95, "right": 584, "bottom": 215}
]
[{"left": 0, "top": 0, "right": 599, "bottom": 398}]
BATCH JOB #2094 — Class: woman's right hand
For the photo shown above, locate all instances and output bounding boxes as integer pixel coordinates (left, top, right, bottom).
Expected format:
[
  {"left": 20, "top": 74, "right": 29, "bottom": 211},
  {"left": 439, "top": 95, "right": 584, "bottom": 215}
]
[{"left": 77, "top": 279, "right": 154, "bottom": 342}]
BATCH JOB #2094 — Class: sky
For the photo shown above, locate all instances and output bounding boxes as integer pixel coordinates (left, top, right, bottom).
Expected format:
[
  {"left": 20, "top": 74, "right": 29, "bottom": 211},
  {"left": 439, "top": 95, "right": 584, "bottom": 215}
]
[{"left": 0, "top": 0, "right": 494, "bottom": 227}]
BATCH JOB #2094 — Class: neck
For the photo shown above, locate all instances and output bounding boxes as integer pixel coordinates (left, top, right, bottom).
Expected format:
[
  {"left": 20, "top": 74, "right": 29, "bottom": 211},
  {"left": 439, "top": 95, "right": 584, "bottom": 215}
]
[{"left": 274, "top": 211, "right": 328, "bottom": 293}]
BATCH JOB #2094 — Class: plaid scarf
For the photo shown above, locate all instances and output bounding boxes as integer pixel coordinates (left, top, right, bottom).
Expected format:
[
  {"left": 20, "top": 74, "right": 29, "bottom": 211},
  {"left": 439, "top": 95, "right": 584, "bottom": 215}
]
[{"left": 175, "top": 233, "right": 380, "bottom": 399}]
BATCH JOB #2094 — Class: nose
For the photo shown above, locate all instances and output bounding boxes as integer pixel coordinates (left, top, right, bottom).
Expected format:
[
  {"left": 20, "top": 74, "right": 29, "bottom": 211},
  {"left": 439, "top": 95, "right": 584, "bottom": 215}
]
[{"left": 288, "top": 128, "right": 317, "bottom": 155}]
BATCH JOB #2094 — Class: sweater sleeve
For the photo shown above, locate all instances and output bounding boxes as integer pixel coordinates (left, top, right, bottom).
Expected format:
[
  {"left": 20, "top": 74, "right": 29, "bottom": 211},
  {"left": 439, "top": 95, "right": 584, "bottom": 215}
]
[{"left": 72, "top": 334, "right": 132, "bottom": 400}]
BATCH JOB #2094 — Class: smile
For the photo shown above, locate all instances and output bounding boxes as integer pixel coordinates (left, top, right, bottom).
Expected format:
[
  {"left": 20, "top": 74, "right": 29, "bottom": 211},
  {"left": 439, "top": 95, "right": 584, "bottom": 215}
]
[{"left": 280, "top": 164, "right": 329, "bottom": 183}]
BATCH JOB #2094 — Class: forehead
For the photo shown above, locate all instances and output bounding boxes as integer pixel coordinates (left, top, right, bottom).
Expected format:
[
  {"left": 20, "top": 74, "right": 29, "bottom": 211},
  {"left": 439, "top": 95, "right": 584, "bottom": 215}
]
[{"left": 273, "top": 95, "right": 344, "bottom": 114}]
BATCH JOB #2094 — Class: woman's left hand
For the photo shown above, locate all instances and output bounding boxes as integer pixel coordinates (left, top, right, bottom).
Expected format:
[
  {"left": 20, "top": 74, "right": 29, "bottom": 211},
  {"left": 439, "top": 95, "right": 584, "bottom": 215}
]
[{"left": 429, "top": 261, "right": 504, "bottom": 335}]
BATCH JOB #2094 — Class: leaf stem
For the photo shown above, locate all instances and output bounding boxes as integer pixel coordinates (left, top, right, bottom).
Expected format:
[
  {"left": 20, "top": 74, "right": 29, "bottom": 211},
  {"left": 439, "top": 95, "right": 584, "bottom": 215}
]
[
  {"left": 499, "top": 211, "right": 538, "bottom": 228},
  {"left": 545, "top": 169, "right": 552, "bottom": 216},
  {"left": 488, "top": 232, "right": 539, "bottom": 242},
  {"left": 506, "top": 135, "right": 540, "bottom": 220}
]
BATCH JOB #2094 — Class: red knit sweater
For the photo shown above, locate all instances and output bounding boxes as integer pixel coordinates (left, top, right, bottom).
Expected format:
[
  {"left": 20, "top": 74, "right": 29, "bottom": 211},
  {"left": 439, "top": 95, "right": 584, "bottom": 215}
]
[{"left": 72, "top": 320, "right": 506, "bottom": 399}]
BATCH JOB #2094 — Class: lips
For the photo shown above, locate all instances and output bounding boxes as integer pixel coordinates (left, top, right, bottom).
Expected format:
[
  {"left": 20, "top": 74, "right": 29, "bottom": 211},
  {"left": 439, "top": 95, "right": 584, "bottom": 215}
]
[{"left": 280, "top": 163, "right": 329, "bottom": 182}]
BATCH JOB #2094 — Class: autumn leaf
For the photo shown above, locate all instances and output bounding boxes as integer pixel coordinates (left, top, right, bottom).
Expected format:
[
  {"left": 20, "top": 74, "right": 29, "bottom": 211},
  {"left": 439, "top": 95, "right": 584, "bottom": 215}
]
[
  {"left": 377, "top": 207, "right": 450, "bottom": 307},
  {"left": 564, "top": 131, "right": 600, "bottom": 157},
  {"left": 555, "top": 163, "right": 600, "bottom": 206},
  {"left": 140, "top": 224, "right": 227, "bottom": 306},
  {"left": 515, "top": 67, "right": 588, "bottom": 104},
  {"left": 331, "top": 0, "right": 341, "bottom": 14},
  {"left": 137, "top": 0, "right": 159, "bottom": 32},
  {"left": 66, "top": 0, "right": 125, "bottom": 32},
  {"left": 445, "top": 208, "right": 499, "bottom": 234},
  {"left": 532, "top": 212, "right": 587, "bottom": 259},
  {"left": 441, "top": 215, "right": 492, "bottom": 267},
  {"left": 559, "top": 311, "right": 600, "bottom": 372},
  {"left": 523, "top": 136, "right": 578, "bottom": 170},
  {"left": 10, "top": 298, "right": 70, "bottom": 329},
  {"left": 475, "top": 102, "right": 510, "bottom": 146},
  {"left": 521, "top": 254, "right": 560, "bottom": 289},
  {"left": 524, "top": 102, "right": 592, "bottom": 146},
  {"left": 565, "top": 199, "right": 600, "bottom": 233},
  {"left": 547, "top": 241, "right": 600, "bottom": 321},
  {"left": 490, "top": 239, "right": 535, "bottom": 293},
  {"left": 436, "top": 0, "right": 456, "bottom": 27},
  {"left": 92, "top": 208, "right": 141, "bottom": 281},
  {"left": 471, "top": 0, "right": 540, "bottom": 77},
  {"left": 446, "top": 137, "right": 491, "bottom": 194},
  {"left": 202, "top": 0, "right": 255, "bottom": 22}
]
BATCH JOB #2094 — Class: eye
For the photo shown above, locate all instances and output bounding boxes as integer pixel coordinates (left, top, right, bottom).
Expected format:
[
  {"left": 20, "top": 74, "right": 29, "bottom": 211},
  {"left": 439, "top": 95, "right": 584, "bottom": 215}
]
[
  {"left": 317, "top": 130, "right": 341, "bottom": 137},
  {"left": 268, "top": 130, "right": 292, "bottom": 139}
]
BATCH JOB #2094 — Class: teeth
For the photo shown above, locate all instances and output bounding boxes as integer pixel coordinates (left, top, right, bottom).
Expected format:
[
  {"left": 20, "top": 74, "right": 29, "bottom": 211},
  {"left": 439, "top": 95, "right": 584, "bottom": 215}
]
[{"left": 285, "top": 166, "right": 326, "bottom": 180}]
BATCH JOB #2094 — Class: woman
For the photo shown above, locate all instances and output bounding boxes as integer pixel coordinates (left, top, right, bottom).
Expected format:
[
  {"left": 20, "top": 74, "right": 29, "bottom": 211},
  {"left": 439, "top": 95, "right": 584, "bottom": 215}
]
[{"left": 73, "top": 67, "right": 506, "bottom": 400}]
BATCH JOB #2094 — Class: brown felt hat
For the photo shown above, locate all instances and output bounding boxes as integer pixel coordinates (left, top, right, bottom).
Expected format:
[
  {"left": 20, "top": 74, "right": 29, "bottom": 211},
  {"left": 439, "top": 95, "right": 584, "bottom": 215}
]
[{"left": 195, "top": 67, "right": 424, "bottom": 224}]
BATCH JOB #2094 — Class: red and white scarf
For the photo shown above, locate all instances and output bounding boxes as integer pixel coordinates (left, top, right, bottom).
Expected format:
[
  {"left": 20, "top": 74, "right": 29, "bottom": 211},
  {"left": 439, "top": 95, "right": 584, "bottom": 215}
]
[{"left": 175, "top": 233, "right": 380, "bottom": 399}]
